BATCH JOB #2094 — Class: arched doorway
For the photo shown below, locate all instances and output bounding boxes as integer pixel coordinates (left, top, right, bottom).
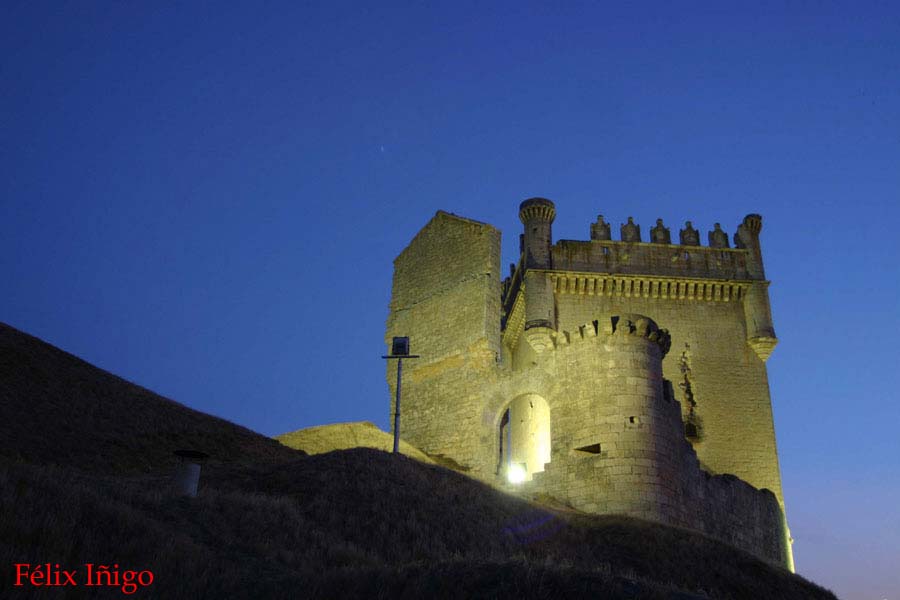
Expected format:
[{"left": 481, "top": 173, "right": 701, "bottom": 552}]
[{"left": 498, "top": 394, "right": 551, "bottom": 483}]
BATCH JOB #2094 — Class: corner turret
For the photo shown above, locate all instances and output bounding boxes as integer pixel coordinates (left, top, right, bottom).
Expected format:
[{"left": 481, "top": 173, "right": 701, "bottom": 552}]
[
  {"left": 519, "top": 198, "right": 557, "bottom": 351},
  {"left": 519, "top": 198, "right": 555, "bottom": 268},
  {"left": 735, "top": 214, "right": 765, "bottom": 278},
  {"left": 735, "top": 214, "right": 778, "bottom": 361}
]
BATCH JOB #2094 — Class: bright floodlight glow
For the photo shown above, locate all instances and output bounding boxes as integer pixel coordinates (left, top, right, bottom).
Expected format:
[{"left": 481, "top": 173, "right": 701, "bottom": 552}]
[{"left": 507, "top": 463, "right": 527, "bottom": 484}]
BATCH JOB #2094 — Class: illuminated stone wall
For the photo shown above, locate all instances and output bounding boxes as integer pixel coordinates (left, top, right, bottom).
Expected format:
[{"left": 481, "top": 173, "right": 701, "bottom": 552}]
[
  {"left": 551, "top": 279, "right": 784, "bottom": 504},
  {"left": 385, "top": 211, "right": 501, "bottom": 470},
  {"left": 385, "top": 204, "right": 792, "bottom": 569}
]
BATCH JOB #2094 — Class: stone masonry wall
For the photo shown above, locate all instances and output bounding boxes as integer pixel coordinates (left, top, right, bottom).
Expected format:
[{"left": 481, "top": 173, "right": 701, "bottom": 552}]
[
  {"left": 510, "top": 316, "right": 789, "bottom": 566},
  {"left": 552, "top": 285, "right": 785, "bottom": 504},
  {"left": 529, "top": 317, "right": 695, "bottom": 525},
  {"left": 386, "top": 207, "right": 791, "bottom": 569},
  {"left": 701, "top": 473, "right": 789, "bottom": 566},
  {"left": 385, "top": 211, "right": 501, "bottom": 470},
  {"left": 387, "top": 211, "right": 501, "bottom": 364}
]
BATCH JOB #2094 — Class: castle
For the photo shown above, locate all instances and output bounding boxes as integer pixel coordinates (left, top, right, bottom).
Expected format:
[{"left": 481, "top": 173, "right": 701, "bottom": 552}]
[{"left": 385, "top": 198, "right": 793, "bottom": 570}]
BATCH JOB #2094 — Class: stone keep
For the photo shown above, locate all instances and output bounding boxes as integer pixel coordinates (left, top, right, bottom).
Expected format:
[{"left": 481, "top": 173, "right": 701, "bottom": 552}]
[{"left": 385, "top": 198, "right": 792, "bottom": 569}]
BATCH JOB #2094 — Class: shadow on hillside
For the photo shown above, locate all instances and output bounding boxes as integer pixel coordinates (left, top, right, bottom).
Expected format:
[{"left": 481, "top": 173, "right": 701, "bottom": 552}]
[{"left": 0, "top": 323, "right": 836, "bottom": 599}]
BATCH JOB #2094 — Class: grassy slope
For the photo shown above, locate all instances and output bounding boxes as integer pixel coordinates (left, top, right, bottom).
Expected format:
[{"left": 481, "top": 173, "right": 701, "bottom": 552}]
[
  {"left": 0, "top": 323, "right": 836, "bottom": 599},
  {"left": 276, "top": 420, "right": 435, "bottom": 463},
  {"left": 0, "top": 323, "right": 301, "bottom": 473}
]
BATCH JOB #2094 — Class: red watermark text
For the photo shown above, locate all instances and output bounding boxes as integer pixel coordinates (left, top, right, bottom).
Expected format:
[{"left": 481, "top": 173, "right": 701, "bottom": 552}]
[{"left": 14, "top": 563, "right": 154, "bottom": 595}]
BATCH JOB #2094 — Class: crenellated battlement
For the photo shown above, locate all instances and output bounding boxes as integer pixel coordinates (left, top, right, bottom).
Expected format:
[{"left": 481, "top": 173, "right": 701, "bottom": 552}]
[
  {"left": 610, "top": 314, "right": 672, "bottom": 357},
  {"left": 549, "top": 314, "right": 671, "bottom": 356},
  {"left": 519, "top": 198, "right": 556, "bottom": 224},
  {"left": 554, "top": 212, "right": 769, "bottom": 281},
  {"left": 503, "top": 214, "right": 767, "bottom": 316},
  {"left": 500, "top": 205, "right": 775, "bottom": 361},
  {"left": 551, "top": 239, "right": 754, "bottom": 280},
  {"left": 590, "top": 215, "right": 756, "bottom": 250},
  {"left": 550, "top": 318, "right": 599, "bottom": 348}
]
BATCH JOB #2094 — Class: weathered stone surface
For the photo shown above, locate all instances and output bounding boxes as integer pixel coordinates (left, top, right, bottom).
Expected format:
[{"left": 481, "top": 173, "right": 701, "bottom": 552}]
[
  {"left": 590, "top": 215, "right": 611, "bottom": 241},
  {"left": 384, "top": 203, "right": 792, "bottom": 570},
  {"left": 650, "top": 218, "right": 671, "bottom": 244},
  {"left": 621, "top": 216, "right": 641, "bottom": 242},
  {"left": 679, "top": 221, "right": 700, "bottom": 246}
]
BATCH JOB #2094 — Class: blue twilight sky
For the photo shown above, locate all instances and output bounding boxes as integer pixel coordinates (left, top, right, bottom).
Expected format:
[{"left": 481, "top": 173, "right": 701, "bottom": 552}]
[{"left": 2, "top": 2, "right": 898, "bottom": 598}]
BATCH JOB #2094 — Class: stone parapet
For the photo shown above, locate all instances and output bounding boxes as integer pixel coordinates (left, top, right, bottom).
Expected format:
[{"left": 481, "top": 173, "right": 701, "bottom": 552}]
[
  {"left": 609, "top": 314, "right": 672, "bottom": 358},
  {"left": 551, "top": 239, "right": 756, "bottom": 280},
  {"left": 518, "top": 197, "right": 557, "bottom": 224}
]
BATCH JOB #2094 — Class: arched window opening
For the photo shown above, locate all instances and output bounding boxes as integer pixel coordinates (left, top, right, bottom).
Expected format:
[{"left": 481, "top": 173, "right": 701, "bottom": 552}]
[{"left": 498, "top": 394, "right": 551, "bottom": 483}]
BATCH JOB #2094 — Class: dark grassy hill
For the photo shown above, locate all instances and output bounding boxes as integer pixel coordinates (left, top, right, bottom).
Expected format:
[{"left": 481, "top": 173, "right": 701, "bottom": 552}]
[
  {"left": 0, "top": 323, "right": 836, "bottom": 599},
  {"left": 0, "top": 322, "right": 302, "bottom": 473}
]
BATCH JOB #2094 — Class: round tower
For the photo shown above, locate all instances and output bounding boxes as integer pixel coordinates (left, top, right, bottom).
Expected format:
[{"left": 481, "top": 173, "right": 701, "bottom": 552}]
[
  {"left": 602, "top": 314, "right": 692, "bottom": 526},
  {"left": 519, "top": 198, "right": 557, "bottom": 351},
  {"left": 519, "top": 197, "right": 555, "bottom": 269}
]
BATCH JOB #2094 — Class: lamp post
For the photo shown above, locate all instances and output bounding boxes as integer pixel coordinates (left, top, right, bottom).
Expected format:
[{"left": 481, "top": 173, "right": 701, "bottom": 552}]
[{"left": 382, "top": 336, "right": 420, "bottom": 454}]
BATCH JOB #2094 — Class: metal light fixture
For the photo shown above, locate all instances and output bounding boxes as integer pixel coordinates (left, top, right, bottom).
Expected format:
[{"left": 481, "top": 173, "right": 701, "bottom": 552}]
[{"left": 382, "top": 337, "right": 419, "bottom": 453}]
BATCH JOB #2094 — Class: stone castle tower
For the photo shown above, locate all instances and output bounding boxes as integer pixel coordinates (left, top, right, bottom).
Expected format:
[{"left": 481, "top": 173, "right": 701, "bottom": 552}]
[{"left": 385, "top": 198, "right": 792, "bottom": 569}]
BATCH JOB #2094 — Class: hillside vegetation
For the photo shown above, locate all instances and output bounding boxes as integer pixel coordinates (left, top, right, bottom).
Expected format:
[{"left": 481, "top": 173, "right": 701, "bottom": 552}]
[
  {"left": 276, "top": 420, "right": 434, "bottom": 463},
  {"left": 0, "top": 322, "right": 836, "bottom": 599}
]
